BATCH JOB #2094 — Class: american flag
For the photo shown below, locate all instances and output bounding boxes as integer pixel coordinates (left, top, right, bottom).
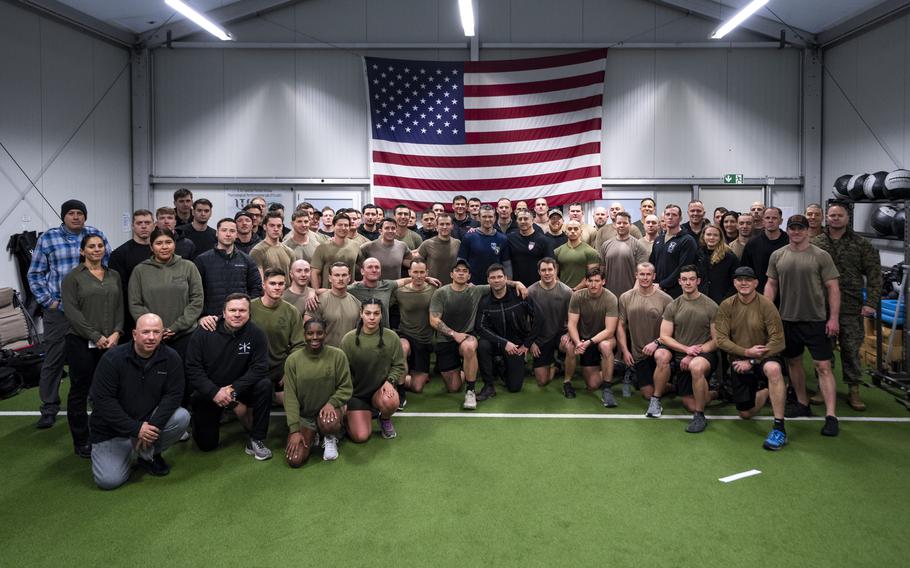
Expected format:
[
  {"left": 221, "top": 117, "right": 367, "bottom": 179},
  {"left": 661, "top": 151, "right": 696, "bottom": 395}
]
[{"left": 365, "top": 50, "right": 607, "bottom": 211}]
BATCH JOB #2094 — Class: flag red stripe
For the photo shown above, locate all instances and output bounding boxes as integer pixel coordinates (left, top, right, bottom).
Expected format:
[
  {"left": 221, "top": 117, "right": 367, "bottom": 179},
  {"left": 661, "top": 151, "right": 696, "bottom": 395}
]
[
  {"left": 464, "top": 95, "right": 602, "bottom": 120},
  {"left": 463, "top": 71, "right": 604, "bottom": 97},
  {"left": 373, "top": 142, "right": 601, "bottom": 168},
  {"left": 373, "top": 188, "right": 603, "bottom": 212},
  {"left": 464, "top": 49, "right": 607, "bottom": 73},
  {"left": 374, "top": 166, "right": 601, "bottom": 192},
  {"left": 465, "top": 118, "right": 601, "bottom": 144}
]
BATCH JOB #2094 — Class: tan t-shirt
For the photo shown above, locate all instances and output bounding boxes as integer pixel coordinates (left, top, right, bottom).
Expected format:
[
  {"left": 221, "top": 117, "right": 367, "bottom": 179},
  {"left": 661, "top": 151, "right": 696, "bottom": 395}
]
[
  {"left": 767, "top": 244, "right": 840, "bottom": 321},
  {"left": 568, "top": 288, "right": 619, "bottom": 339},
  {"left": 593, "top": 223, "right": 643, "bottom": 251},
  {"left": 600, "top": 237, "right": 650, "bottom": 298},
  {"left": 661, "top": 293, "right": 718, "bottom": 349},
  {"left": 619, "top": 287, "right": 673, "bottom": 361},
  {"left": 310, "top": 240, "right": 361, "bottom": 288},
  {"left": 417, "top": 237, "right": 461, "bottom": 285},
  {"left": 729, "top": 238, "right": 747, "bottom": 259},
  {"left": 282, "top": 287, "right": 313, "bottom": 317},
  {"left": 283, "top": 232, "right": 320, "bottom": 262},
  {"left": 306, "top": 290, "right": 361, "bottom": 348},
  {"left": 360, "top": 239, "right": 412, "bottom": 281},
  {"left": 250, "top": 241, "right": 295, "bottom": 280}
]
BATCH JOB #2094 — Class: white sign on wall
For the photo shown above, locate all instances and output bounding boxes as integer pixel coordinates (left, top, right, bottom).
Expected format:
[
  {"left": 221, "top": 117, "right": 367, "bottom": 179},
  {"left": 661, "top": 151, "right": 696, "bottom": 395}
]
[{"left": 224, "top": 190, "right": 294, "bottom": 217}]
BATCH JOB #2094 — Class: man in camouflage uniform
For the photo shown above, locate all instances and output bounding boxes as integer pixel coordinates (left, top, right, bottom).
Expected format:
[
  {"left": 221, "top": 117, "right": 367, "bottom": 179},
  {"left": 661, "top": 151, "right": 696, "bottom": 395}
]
[{"left": 812, "top": 202, "right": 881, "bottom": 411}]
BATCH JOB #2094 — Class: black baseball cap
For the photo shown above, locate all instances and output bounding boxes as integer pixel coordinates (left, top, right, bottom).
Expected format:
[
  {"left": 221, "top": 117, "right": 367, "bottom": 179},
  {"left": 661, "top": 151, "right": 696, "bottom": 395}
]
[
  {"left": 787, "top": 214, "right": 809, "bottom": 229},
  {"left": 733, "top": 266, "right": 757, "bottom": 280},
  {"left": 451, "top": 258, "right": 471, "bottom": 271}
]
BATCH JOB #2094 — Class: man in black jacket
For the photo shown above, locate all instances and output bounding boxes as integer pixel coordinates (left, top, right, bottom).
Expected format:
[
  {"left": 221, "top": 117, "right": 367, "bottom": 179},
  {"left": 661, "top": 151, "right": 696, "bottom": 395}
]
[
  {"left": 475, "top": 264, "right": 538, "bottom": 399},
  {"left": 649, "top": 204, "right": 698, "bottom": 298},
  {"left": 194, "top": 218, "right": 263, "bottom": 331},
  {"left": 185, "top": 294, "right": 273, "bottom": 460},
  {"left": 89, "top": 313, "right": 190, "bottom": 490},
  {"left": 740, "top": 206, "right": 789, "bottom": 293}
]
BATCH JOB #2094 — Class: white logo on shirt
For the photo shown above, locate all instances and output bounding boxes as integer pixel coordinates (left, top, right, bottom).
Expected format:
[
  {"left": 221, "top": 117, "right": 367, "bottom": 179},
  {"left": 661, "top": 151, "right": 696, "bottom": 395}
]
[{"left": 238, "top": 342, "right": 251, "bottom": 354}]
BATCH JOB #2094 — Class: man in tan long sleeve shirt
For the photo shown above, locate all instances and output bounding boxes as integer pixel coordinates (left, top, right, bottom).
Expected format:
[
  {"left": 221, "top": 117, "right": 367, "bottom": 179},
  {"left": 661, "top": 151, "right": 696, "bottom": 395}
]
[{"left": 715, "top": 266, "right": 788, "bottom": 451}]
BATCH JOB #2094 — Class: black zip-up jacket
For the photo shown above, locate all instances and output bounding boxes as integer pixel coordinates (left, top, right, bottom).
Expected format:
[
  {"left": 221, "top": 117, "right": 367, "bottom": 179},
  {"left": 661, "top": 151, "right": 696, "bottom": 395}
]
[
  {"left": 649, "top": 230, "right": 698, "bottom": 297},
  {"left": 697, "top": 248, "right": 738, "bottom": 304},
  {"left": 89, "top": 342, "right": 184, "bottom": 443},
  {"left": 474, "top": 287, "right": 540, "bottom": 349},
  {"left": 184, "top": 319, "right": 269, "bottom": 400},
  {"left": 193, "top": 247, "right": 263, "bottom": 316}
]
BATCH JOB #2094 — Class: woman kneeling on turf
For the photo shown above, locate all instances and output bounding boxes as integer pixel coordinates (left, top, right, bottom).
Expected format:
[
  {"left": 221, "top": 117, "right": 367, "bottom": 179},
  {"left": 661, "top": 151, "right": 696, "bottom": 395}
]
[
  {"left": 341, "top": 299, "right": 405, "bottom": 441},
  {"left": 283, "top": 319, "right": 352, "bottom": 467}
]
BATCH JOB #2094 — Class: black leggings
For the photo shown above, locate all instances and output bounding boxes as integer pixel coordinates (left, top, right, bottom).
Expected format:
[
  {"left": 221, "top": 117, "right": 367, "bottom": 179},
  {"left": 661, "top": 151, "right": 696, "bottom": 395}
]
[
  {"left": 64, "top": 334, "right": 106, "bottom": 447},
  {"left": 478, "top": 338, "right": 527, "bottom": 393}
]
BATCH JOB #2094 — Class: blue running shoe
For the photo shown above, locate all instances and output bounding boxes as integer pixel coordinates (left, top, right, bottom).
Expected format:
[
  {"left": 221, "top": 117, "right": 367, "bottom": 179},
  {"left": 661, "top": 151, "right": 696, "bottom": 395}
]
[{"left": 762, "top": 428, "right": 787, "bottom": 451}]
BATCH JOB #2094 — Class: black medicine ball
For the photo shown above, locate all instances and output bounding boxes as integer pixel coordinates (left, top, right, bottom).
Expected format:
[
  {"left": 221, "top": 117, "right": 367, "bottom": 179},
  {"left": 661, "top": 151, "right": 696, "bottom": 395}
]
[
  {"left": 885, "top": 169, "right": 910, "bottom": 199},
  {"left": 863, "top": 171, "right": 888, "bottom": 199},
  {"left": 871, "top": 205, "right": 898, "bottom": 236},
  {"left": 892, "top": 208, "right": 906, "bottom": 238},
  {"left": 847, "top": 174, "right": 869, "bottom": 200},
  {"left": 833, "top": 174, "right": 852, "bottom": 198}
]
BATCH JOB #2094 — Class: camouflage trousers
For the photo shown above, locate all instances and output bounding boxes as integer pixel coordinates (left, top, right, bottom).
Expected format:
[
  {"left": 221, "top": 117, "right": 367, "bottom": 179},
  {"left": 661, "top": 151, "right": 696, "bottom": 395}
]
[{"left": 834, "top": 314, "right": 864, "bottom": 387}]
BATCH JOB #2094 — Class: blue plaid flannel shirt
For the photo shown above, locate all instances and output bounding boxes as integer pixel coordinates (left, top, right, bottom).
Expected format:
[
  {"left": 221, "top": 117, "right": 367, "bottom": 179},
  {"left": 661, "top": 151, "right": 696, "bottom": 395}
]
[{"left": 27, "top": 224, "right": 111, "bottom": 311}]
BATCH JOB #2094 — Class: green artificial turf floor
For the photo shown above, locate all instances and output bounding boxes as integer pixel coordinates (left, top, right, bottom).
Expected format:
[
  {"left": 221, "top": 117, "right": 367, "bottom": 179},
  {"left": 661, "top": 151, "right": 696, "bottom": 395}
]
[{"left": 1, "top": 356, "right": 909, "bottom": 567}]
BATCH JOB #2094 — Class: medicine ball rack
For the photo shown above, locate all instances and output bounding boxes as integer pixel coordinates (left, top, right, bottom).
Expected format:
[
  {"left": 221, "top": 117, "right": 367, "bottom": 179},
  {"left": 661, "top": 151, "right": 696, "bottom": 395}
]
[{"left": 829, "top": 197, "right": 910, "bottom": 404}]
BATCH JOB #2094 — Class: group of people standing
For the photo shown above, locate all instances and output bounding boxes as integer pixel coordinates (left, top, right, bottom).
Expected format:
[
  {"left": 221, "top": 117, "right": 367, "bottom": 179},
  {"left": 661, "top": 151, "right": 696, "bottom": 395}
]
[{"left": 24, "top": 189, "right": 879, "bottom": 489}]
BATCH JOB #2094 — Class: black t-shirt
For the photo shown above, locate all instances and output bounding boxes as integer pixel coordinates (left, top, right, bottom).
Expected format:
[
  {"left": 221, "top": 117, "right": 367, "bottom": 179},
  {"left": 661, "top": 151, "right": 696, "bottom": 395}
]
[
  {"left": 357, "top": 226, "right": 381, "bottom": 241},
  {"left": 108, "top": 239, "right": 151, "bottom": 331},
  {"left": 507, "top": 229, "right": 555, "bottom": 286},
  {"left": 177, "top": 224, "right": 217, "bottom": 257},
  {"left": 543, "top": 232, "right": 568, "bottom": 250},
  {"left": 740, "top": 231, "right": 790, "bottom": 293}
]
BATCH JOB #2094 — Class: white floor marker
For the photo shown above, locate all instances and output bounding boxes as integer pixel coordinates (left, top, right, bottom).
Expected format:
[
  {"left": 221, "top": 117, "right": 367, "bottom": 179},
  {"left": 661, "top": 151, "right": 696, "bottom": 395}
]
[{"left": 719, "top": 469, "right": 762, "bottom": 483}]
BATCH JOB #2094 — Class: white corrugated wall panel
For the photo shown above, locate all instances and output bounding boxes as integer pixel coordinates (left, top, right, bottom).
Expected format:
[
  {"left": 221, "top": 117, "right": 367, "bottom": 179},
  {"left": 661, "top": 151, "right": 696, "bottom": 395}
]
[
  {"left": 822, "top": 14, "right": 909, "bottom": 187},
  {"left": 0, "top": 2, "right": 131, "bottom": 294},
  {"left": 602, "top": 50, "right": 657, "bottom": 177}
]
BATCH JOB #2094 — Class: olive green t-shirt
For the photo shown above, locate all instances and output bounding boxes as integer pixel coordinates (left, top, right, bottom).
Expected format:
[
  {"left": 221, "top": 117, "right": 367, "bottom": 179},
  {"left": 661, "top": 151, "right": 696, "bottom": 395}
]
[
  {"left": 359, "top": 239, "right": 412, "bottom": 280},
  {"left": 527, "top": 281, "right": 573, "bottom": 342},
  {"left": 767, "top": 245, "right": 840, "bottom": 322},
  {"left": 341, "top": 328, "right": 406, "bottom": 397},
  {"left": 417, "top": 237, "right": 461, "bottom": 284},
  {"left": 568, "top": 288, "right": 618, "bottom": 339},
  {"left": 554, "top": 241, "right": 600, "bottom": 288},
  {"left": 394, "top": 283, "right": 437, "bottom": 343},
  {"left": 428, "top": 284, "right": 490, "bottom": 342},
  {"left": 306, "top": 291, "right": 361, "bottom": 347},
  {"left": 396, "top": 229, "right": 423, "bottom": 251},
  {"left": 250, "top": 298, "right": 305, "bottom": 379},
  {"left": 618, "top": 287, "right": 673, "bottom": 361},
  {"left": 310, "top": 240, "right": 361, "bottom": 288},
  {"left": 661, "top": 293, "right": 718, "bottom": 349},
  {"left": 348, "top": 280, "right": 399, "bottom": 328}
]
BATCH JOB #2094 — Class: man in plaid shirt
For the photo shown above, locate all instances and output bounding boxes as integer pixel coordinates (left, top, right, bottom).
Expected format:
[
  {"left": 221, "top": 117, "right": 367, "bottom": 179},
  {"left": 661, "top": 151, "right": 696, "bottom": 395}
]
[{"left": 27, "top": 199, "right": 110, "bottom": 429}]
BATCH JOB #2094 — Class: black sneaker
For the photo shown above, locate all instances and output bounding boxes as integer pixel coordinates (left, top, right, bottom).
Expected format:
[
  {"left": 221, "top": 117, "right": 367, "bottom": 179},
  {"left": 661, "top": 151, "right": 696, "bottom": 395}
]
[
  {"left": 36, "top": 413, "right": 56, "bottom": 429},
  {"left": 562, "top": 382, "right": 577, "bottom": 399},
  {"left": 74, "top": 444, "right": 92, "bottom": 459},
  {"left": 784, "top": 401, "right": 812, "bottom": 418},
  {"left": 396, "top": 384, "right": 407, "bottom": 410},
  {"left": 137, "top": 454, "right": 170, "bottom": 477},
  {"left": 476, "top": 383, "right": 497, "bottom": 402},
  {"left": 821, "top": 415, "right": 839, "bottom": 437}
]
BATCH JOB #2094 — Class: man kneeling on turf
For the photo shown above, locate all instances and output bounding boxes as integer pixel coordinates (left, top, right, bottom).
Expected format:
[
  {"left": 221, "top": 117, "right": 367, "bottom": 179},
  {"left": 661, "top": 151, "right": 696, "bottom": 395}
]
[
  {"left": 185, "top": 293, "right": 273, "bottom": 460},
  {"left": 89, "top": 313, "right": 190, "bottom": 490},
  {"left": 715, "top": 267, "right": 788, "bottom": 450},
  {"left": 653, "top": 265, "right": 719, "bottom": 432},
  {"left": 284, "top": 319, "right": 352, "bottom": 466}
]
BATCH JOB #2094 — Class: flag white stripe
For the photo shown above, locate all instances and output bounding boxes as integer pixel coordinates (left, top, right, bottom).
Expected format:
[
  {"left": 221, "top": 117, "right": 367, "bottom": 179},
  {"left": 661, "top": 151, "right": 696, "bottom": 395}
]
[
  {"left": 465, "top": 107, "right": 602, "bottom": 133},
  {"left": 463, "top": 83, "right": 604, "bottom": 109},
  {"left": 373, "top": 176, "right": 601, "bottom": 203},
  {"left": 464, "top": 59, "right": 606, "bottom": 86},
  {"left": 372, "top": 154, "right": 601, "bottom": 181},
  {"left": 372, "top": 130, "right": 601, "bottom": 157}
]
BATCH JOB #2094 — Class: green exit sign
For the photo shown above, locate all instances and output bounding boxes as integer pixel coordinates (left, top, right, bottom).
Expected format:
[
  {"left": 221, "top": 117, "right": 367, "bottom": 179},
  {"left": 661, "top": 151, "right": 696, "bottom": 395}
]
[{"left": 723, "top": 174, "right": 744, "bottom": 184}]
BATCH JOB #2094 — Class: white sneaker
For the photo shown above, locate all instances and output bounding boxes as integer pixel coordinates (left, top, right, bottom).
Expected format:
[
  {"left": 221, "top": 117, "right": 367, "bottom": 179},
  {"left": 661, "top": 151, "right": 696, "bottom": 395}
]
[
  {"left": 646, "top": 396, "right": 663, "bottom": 418},
  {"left": 463, "top": 390, "right": 477, "bottom": 410},
  {"left": 322, "top": 435, "right": 339, "bottom": 461}
]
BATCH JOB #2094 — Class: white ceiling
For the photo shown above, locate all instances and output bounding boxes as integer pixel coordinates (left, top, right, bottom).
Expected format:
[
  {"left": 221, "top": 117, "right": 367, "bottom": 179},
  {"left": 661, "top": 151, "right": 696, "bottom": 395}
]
[
  {"left": 720, "top": 0, "right": 893, "bottom": 35},
  {"left": 56, "top": 0, "right": 244, "bottom": 34},
  {"left": 53, "top": 0, "right": 897, "bottom": 38}
]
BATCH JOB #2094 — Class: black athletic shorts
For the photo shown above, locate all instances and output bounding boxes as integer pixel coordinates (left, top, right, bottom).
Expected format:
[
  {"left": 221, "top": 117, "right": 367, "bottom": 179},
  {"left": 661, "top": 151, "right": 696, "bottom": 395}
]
[
  {"left": 634, "top": 357, "right": 657, "bottom": 387},
  {"left": 435, "top": 340, "right": 463, "bottom": 373},
  {"left": 578, "top": 341, "right": 604, "bottom": 367},
  {"left": 400, "top": 333, "right": 432, "bottom": 374},
  {"left": 783, "top": 320, "right": 834, "bottom": 361},
  {"left": 730, "top": 358, "right": 778, "bottom": 411},
  {"left": 653, "top": 348, "right": 718, "bottom": 396},
  {"left": 532, "top": 335, "right": 562, "bottom": 368},
  {"left": 347, "top": 392, "right": 379, "bottom": 412}
]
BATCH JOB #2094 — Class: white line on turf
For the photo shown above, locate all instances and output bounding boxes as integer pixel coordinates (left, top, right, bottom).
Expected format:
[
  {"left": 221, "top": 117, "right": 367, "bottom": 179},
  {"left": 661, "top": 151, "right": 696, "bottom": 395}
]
[
  {"left": 719, "top": 469, "right": 762, "bottom": 483},
  {"left": 2, "top": 410, "right": 909, "bottom": 422}
]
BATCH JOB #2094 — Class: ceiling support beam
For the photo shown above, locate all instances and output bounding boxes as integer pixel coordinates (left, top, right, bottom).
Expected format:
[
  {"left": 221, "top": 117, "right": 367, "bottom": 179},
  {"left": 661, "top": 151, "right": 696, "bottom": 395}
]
[
  {"left": 817, "top": 0, "right": 910, "bottom": 47},
  {"left": 653, "top": 0, "right": 813, "bottom": 47},
  {"left": 15, "top": 0, "right": 137, "bottom": 47}
]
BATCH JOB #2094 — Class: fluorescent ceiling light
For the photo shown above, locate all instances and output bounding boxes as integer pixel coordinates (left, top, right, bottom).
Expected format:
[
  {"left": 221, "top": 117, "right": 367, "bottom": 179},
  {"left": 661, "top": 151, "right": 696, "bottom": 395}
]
[
  {"left": 458, "top": 0, "right": 475, "bottom": 37},
  {"left": 711, "top": 0, "right": 769, "bottom": 39},
  {"left": 165, "top": 0, "right": 232, "bottom": 41}
]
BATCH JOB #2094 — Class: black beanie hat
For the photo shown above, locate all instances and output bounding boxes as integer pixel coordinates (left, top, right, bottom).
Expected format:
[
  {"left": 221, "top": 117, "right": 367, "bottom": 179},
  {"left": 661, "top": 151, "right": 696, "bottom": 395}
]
[{"left": 61, "top": 199, "right": 87, "bottom": 220}]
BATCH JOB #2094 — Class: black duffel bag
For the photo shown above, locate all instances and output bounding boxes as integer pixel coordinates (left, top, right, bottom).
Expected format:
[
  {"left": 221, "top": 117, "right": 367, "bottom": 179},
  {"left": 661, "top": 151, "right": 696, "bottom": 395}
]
[
  {"left": 4, "top": 344, "right": 46, "bottom": 388},
  {"left": 0, "top": 364, "right": 21, "bottom": 399}
]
